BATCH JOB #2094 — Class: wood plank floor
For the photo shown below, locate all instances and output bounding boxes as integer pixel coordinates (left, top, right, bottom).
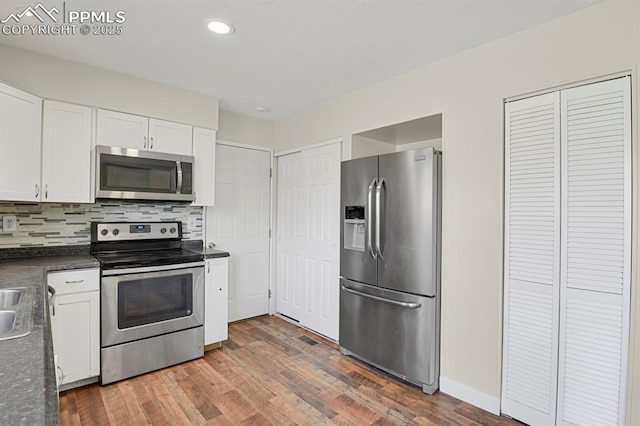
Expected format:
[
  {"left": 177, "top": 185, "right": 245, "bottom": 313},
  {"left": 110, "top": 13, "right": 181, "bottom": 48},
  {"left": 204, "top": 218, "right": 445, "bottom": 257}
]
[{"left": 60, "top": 315, "right": 522, "bottom": 425}]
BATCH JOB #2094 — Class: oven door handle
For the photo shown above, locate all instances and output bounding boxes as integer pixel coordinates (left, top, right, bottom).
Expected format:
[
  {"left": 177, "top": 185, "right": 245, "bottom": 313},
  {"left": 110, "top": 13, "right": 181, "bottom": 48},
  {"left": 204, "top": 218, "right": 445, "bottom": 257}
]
[{"left": 101, "top": 261, "right": 205, "bottom": 276}]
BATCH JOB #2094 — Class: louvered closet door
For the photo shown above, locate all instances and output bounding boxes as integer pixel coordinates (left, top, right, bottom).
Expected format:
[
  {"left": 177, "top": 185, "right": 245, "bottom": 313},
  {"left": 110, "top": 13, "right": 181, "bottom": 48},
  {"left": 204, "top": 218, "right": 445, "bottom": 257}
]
[
  {"left": 502, "top": 92, "right": 561, "bottom": 426},
  {"left": 557, "top": 77, "right": 631, "bottom": 426}
]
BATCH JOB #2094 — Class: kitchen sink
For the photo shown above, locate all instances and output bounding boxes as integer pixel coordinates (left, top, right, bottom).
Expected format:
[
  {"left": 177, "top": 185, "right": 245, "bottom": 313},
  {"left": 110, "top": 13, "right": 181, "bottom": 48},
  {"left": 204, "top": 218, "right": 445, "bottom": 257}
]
[
  {"left": 0, "top": 311, "right": 16, "bottom": 334},
  {"left": 0, "top": 289, "right": 21, "bottom": 309},
  {"left": 0, "top": 287, "right": 35, "bottom": 341}
]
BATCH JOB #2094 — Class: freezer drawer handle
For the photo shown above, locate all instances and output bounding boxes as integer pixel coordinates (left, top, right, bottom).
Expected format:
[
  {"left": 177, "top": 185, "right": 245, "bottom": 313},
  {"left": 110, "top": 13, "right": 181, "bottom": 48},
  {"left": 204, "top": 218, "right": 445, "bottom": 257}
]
[
  {"left": 341, "top": 284, "right": 421, "bottom": 309},
  {"left": 367, "top": 178, "right": 377, "bottom": 259}
]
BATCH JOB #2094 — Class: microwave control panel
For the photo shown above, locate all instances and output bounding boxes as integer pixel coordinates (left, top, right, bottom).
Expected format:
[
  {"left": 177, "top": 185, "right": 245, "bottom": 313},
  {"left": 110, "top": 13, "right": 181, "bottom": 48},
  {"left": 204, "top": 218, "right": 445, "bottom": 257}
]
[{"left": 181, "top": 162, "right": 193, "bottom": 194}]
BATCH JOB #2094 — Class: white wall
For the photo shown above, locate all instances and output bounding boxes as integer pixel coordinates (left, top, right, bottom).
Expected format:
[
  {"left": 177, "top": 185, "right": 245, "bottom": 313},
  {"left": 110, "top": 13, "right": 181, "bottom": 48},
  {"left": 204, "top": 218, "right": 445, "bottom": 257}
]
[
  {"left": 0, "top": 44, "right": 219, "bottom": 129},
  {"left": 218, "top": 109, "right": 274, "bottom": 148},
  {"left": 395, "top": 138, "right": 443, "bottom": 152},
  {"left": 351, "top": 135, "right": 395, "bottom": 159},
  {"left": 274, "top": 0, "right": 640, "bottom": 419}
]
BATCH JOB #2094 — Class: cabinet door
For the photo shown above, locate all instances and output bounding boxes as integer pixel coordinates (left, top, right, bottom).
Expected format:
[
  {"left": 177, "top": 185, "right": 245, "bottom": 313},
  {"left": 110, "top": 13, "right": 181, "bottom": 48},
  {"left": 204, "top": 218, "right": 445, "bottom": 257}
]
[
  {"left": 42, "top": 101, "right": 93, "bottom": 203},
  {"left": 204, "top": 258, "right": 229, "bottom": 345},
  {"left": 0, "top": 83, "right": 42, "bottom": 202},
  {"left": 192, "top": 127, "right": 216, "bottom": 206},
  {"left": 48, "top": 269, "right": 100, "bottom": 387},
  {"left": 96, "top": 109, "right": 148, "bottom": 150},
  {"left": 148, "top": 118, "right": 192, "bottom": 156},
  {"left": 51, "top": 291, "right": 100, "bottom": 385}
]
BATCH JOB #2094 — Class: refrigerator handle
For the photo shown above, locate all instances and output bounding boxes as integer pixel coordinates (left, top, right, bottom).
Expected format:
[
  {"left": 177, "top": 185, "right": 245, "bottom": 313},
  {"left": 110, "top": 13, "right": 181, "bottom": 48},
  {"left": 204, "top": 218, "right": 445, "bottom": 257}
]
[
  {"left": 341, "top": 284, "right": 422, "bottom": 309},
  {"left": 367, "top": 178, "right": 377, "bottom": 259},
  {"left": 375, "top": 178, "right": 386, "bottom": 258}
]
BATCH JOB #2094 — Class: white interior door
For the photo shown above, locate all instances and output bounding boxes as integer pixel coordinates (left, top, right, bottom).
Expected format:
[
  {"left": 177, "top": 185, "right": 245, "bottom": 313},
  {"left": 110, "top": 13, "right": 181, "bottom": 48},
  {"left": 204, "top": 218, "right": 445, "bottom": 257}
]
[
  {"left": 276, "top": 142, "right": 341, "bottom": 340},
  {"left": 206, "top": 144, "right": 271, "bottom": 322},
  {"left": 557, "top": 76, "right": 631, "bottom": 426},
  {"left": 502, "top": 91, "right": 561, "bottom": 426}
]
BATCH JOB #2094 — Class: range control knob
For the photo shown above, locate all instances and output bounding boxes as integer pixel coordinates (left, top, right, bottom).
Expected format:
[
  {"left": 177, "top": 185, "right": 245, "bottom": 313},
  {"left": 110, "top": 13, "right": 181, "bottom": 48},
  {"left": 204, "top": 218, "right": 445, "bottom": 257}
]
[
  {"left": 169, "top": 227, "right": 176, "bottom": 234},
  {"left": 100, "top": 229, "right": 108, "bottom": 236},
  {"left": 161, "top": 228, "right": 167, "bottom": 234},
  {"left": 112, "top": 228, "right": 120, "bottom": 236}
]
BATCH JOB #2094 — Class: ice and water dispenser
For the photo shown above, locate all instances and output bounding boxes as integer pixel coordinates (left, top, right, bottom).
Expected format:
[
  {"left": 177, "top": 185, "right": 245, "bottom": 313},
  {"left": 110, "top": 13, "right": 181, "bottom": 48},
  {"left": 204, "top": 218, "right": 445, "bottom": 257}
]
[{"left": 344, "top": 206, "right": 365, "bottom": 251}]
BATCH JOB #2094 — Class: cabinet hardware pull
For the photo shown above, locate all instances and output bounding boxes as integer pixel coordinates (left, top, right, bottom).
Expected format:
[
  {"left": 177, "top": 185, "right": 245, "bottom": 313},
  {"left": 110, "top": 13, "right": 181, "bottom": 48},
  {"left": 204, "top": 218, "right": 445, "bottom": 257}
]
[
  {"left": 150, "top": 136, "right": 154, "bottom": 149},
  {"left": 45, "top": 184, "right": 48, "bottom": 199},
  {"left": 207, "top": 263, "right": 211, "bottom": 273},
  {"left": 143, "top": 136, "right": 147, "bottom": 149},
  {"left": 65, "top": 280, "right": 85, "bottom": 284},
  {"left": 48, "top": 285, "right": 56, "bottom": 316},
  {"left": 35, "top": 184, "right": 40, "bottom": 198}
]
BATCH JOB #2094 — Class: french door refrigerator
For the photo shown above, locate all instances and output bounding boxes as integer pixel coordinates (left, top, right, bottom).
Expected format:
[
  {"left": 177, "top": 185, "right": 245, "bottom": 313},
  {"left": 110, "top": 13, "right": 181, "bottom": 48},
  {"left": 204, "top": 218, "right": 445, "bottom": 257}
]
[{"left": 339, "top": 147, "right": 441, "bottom": 394}]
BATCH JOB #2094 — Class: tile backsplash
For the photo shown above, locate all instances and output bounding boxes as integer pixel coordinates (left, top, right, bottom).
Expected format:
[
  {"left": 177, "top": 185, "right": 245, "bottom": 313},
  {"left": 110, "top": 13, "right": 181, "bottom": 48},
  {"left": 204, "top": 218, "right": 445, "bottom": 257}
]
[{"left": 0, "top": 201, "right": 203, "bottom": 248}]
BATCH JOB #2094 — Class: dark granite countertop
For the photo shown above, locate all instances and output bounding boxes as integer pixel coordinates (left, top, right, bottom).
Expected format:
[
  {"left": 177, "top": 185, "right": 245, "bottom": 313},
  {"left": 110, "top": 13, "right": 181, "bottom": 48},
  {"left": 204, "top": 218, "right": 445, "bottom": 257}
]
[
  {"left": 203, "top": 248, "right": 230, "bottom": 259},
  {"left": 182, "top": 240, "right": 230, "bottom": 259},
  {"left": 0, "top": 253, "right": 99, "bottom": 426}
]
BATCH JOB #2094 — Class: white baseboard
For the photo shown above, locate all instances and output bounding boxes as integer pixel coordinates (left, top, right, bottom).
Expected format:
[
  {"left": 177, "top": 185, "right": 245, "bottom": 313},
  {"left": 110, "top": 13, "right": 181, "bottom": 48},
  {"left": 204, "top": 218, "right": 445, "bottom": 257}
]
[{"left": 440, "top": 376, "right": 501, "bottom": 416}]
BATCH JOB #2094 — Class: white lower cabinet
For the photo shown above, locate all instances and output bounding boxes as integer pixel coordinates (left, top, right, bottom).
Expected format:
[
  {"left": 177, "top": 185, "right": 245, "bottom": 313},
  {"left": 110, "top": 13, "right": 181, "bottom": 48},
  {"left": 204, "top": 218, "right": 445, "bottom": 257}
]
[
  {"left": 204, "top": 257, "right": 229, "bottom": 345},
  {"left": 48, "top": 269, "right": 100, "bottom": 388}
]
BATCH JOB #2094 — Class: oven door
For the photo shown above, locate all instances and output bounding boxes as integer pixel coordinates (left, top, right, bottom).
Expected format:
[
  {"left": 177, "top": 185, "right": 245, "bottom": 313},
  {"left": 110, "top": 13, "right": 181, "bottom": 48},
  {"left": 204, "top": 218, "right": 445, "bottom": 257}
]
[{"left": 101, "top": 263, "right": 204, "bottom": 347}]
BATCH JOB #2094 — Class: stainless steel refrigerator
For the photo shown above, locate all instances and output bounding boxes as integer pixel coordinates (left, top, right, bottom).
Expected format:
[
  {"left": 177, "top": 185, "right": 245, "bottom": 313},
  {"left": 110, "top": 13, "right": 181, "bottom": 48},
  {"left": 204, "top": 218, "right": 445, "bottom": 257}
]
[{"left": 339, "top": 147, "right": 441, "bottom": 394}]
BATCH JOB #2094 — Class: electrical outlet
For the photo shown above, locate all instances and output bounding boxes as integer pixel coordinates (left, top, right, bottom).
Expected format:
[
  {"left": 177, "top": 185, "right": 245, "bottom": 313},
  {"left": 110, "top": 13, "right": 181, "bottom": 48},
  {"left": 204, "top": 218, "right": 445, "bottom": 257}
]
[
  {"left": 187, "top": 217, "right": 198, "bottom": 231},
  {"left": 2, "top": 215, "right": 17, "bottom": 232}
]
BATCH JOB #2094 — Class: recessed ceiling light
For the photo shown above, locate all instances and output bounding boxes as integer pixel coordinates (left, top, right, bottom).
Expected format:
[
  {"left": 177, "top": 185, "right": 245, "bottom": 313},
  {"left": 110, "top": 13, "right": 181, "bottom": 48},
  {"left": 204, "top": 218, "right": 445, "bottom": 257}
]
[
  {"left": 256, "top": 105, "right": 268, "bottom": 113},
  {"left": 206, "top": 20, "right": 234, "bottom": 35}
]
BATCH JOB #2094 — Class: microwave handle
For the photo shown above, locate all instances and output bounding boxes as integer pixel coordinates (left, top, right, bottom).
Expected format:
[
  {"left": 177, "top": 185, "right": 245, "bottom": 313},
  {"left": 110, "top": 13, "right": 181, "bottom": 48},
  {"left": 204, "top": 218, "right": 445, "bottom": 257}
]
[{"left": 176, "top": 161, "right": 183, "bottom": 194}]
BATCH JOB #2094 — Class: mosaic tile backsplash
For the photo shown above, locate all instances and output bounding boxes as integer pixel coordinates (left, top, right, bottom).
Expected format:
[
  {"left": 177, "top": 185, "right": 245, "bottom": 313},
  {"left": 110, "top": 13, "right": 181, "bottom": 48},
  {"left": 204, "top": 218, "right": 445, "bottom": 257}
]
[{"left": 0, "top": 201, "right": 203, "bottom": 248}]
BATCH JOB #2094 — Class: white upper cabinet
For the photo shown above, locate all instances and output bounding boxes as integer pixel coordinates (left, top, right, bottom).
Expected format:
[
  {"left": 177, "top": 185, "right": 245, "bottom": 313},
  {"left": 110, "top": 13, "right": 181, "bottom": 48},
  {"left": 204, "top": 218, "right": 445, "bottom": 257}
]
[
  {"left": 0, "top": 83, "right": 42, "bottom": 202},
  {"left": 192, "top": 127, "right": 216, "bottom": 206},
  {"left": 97, "top": 109, "right": 192, "bottom": 156},
  {"left": 42, "top": 101, "right": 93, "bottom": 203},
  {"left": 96, "top": 109, "right": 148, "bottom": 150},
  {"left": 149, "top": 118, "right": 193, "bottom": 156}
]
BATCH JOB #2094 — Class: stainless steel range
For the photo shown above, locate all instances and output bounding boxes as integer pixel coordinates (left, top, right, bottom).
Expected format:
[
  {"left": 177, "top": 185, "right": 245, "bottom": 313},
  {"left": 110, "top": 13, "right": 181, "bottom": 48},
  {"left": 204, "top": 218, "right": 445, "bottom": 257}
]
[{"left": 91, "top": 221, "right": 204, "bottom": 385}]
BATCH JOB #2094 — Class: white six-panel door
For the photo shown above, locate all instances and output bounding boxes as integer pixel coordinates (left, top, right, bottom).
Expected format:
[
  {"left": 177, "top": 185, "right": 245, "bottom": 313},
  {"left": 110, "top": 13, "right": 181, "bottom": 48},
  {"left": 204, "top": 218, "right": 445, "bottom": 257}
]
[
  {"left": 206, "top": 144, "right": 271, "bottom": 322},
  {"left": 502, "top": 77, "right": 631, "bottom": 426},
  {"left": 276, "top": 142, "right": 341, "bottom": 340}
]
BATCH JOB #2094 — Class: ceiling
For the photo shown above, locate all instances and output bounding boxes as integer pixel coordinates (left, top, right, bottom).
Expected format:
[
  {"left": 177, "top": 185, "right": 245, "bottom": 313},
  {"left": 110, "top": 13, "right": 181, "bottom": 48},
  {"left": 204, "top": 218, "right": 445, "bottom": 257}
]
[{"left": 0, "top": 0, "right": 601, "bottom": 119}]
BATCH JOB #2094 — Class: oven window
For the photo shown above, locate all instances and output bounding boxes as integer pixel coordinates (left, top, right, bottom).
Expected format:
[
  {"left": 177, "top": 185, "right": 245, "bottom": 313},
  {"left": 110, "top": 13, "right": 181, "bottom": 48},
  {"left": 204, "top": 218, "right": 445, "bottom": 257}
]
[
  {"left": 100, "top": 154, "right": 177, "bottom": 193},
  {"left": 117, "top": 273, "right": 193, "bottom": 329}
]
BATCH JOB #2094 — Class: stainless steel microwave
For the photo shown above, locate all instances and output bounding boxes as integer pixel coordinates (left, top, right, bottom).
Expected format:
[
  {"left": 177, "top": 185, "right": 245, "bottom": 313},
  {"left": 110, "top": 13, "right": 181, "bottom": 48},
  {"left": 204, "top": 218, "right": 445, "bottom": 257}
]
[{"left": 96, "top": 145, "right": 195, "bottom": 202}]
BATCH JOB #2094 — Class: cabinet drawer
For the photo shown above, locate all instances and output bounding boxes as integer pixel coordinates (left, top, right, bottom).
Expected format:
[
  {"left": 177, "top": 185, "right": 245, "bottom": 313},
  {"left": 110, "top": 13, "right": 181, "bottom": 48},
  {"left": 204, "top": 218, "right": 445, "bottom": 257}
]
[{"left": 48, "top": 269, "right": 99, "bottom": 295}]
